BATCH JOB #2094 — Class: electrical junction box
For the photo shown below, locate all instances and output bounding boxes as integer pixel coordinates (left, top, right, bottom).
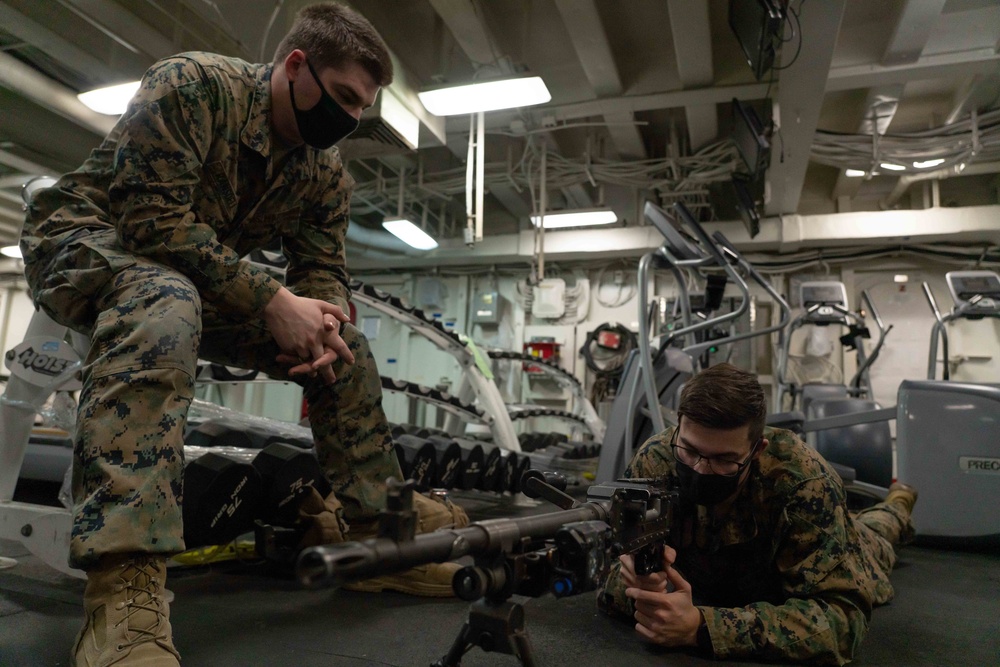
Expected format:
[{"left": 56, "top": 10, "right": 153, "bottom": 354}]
[
  {"left": 531, "top": 278, "right": 566, "bottom": 319},
  {"left": 472, "top": 290, "right": 502, "bottom": 325}
]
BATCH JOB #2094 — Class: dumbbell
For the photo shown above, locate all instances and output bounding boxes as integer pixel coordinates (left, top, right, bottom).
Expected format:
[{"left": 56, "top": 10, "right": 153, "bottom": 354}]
[
  {"left": 394, "top": 434, "right": 438, "bottom": 491},
  {"left": 476, "top": 445, "right": 503, "bottom": 493},
  {"left": 252, "top": 442, "right": 331, "bottom": 526},
  {"left": 183, "top": 452, "right": 263, "bottom": 548},
  {"left": 427, "top": 435, "right": 462, "bottom": 489}
]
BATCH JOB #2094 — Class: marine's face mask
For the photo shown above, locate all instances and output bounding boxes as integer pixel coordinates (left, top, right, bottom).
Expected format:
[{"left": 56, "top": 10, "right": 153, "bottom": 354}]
[
  {"left": 289, "top": 58, "right": 360, "bottom": 150},
  {"left": 672, "top": 431, "right": 760, "bottom": 507}
]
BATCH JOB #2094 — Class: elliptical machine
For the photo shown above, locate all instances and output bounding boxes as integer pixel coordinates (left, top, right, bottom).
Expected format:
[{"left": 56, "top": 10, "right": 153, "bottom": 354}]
[
  {"left": 597, "top": 202, "right": 790, "bottom": 482},
  {"left": 897, "top": 270, "right": 1000, "bottom": 546},
  {"left": 775, "top": 282, "right": 894, "bottom": 487}
]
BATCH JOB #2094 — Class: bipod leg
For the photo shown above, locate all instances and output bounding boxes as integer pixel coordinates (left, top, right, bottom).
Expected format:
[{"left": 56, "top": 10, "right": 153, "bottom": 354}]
[{"left": 432, "top": 598, "right": 538, "bottom": 667}]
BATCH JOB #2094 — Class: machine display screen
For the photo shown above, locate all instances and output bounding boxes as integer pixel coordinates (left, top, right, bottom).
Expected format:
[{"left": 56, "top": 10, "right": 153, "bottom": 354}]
[
  {"left": 801, "top": 283, "right": 847, "bottom": 307},
  {"left": 954, "top": 276, "right": 1000, "bottom": 296}
]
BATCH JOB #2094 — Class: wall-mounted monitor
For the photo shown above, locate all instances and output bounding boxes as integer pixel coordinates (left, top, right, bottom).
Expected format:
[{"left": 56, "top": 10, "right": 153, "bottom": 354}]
[
  {"left": 732, "top": 98, "right": 770, "bottom": 176},
  {"left": 728, "top": 0, "right": 786, "bottom": 81},
  {"left": 709, "top": 174, "right": 762, "bottom": 239}
]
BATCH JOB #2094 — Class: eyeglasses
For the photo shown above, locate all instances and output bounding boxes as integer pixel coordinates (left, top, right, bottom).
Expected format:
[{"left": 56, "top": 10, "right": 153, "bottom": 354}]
[{"left": 669, "top": 430, "right": 759, "bottom": 477}]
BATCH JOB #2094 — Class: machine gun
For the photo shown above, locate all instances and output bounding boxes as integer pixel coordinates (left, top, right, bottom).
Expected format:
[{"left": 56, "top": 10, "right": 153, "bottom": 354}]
[{"left": 296, "top": 471, "right": 679, "bottom": 667}]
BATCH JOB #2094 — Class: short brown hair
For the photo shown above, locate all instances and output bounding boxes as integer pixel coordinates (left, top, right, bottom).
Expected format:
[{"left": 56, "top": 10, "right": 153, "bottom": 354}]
[
  {"left": 677, "top": 363, "right": 767, "bottom": 444},
  {"left": 274, "top": 3, "right": 393, "bottom": 86}
]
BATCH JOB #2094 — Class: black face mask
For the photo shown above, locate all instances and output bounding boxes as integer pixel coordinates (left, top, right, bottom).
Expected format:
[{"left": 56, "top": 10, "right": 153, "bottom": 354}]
[
  {"left": 674, "top": 461, "right": 744, "bottom": 507},
  {"left": 289, "top": 59, "right": 360, "bottom": 150}
]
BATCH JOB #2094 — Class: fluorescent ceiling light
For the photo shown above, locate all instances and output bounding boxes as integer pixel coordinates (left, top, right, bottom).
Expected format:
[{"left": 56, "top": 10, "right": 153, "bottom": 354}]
[
  {"left": 77, "top": 81, "right": 141, "bottom": 115},
  {"left": 418, "top": 76, "right": 551, "bottom": 116},
  {"left": 382, "top": 218, "right": 438, "bottom": 250},
  {"left": 530, "top": 208, "right": 618, "bottom": 229},
  {"left": 894, "top": 274, "right": 909, "bottom": 283},
  {"left": 844, "top": 169, "right": 866, "bottom": 177},
  {"left": 913, "top": 158, "right": 945, "bottom": 169},
  {"left": 1, "top": 245, "right": 22, "bottom": 259},
  {"left": 879, "top": 162, "right": 906, "bottom": 171}
]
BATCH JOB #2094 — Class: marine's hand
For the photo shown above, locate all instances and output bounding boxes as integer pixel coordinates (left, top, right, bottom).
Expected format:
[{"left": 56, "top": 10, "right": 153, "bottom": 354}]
[
  {"left": 265, "top": 288, "right": 350, "bottom": 384},
  {"left": 625, "top": 546, "right": 701, "bottom": 647}
]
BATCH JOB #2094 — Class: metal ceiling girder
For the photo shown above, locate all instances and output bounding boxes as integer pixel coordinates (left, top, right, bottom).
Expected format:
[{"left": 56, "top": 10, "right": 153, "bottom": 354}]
[
  {"left": 426, "top": 0, "right": 499, "bottom": 68},
  {"left": 881, "top": 0, "right": 948, "bottom": 66},
  {"left": 0, "top": 1, "right": 121, "bottom": 83},
  {"left": 0, "top": 52, "right": 116, "bottom": 139},
  {"left": 451, "top": 81, "right": 770, "bottom": 133},
  {"left": 62, "top": 0, "right": 177, "bottom": 61},
  {"left": 0, "top": 174, "right": 32, "bottom": 188},
  {"left": 666, "top": 0, "right": 717, "bottom": 152},
  {"left": 0, "top": 149, "right": 51, "bottom": 175},
  {"left": 346, "top": 204, "right": 1000, "bottom": 272},
  {"left": 945, "top": 71, "right": 1000, "bottom": 125},
  {"left": 552, "top": 0, "right": 645, "bottom": 158},
  {"left": 766, "top": 0, "right": 847, "bottom": 216},
  {"left": 831, "top": 84, "right": 906, "bottom": 205},
  {"left": 827, "top": 48, "right": 1000, "bottom": 92}
]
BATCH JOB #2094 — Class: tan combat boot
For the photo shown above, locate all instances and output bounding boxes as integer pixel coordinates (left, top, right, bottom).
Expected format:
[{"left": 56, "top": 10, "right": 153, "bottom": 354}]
[
  {"left": 343, "top": 491, "right": 470, "bottom": 597},
  {"left": 73, "top": 554, "right": 181, "bottom": 666},
  {"left": 886, "top": 481, "right": 919, "bottom": 515},
  {"left": 885, "top": 481, "right": 919, "bottom": 546}
]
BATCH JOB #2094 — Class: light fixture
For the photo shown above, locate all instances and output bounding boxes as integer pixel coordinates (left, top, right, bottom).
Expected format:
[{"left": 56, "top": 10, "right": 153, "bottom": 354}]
[
  {"left": 844, "top": 169, "right": 866, "bottom": 177},
  {"left": 77, "top": 81, "right": 141, "bottom": 115},
  {"left": 1, "top": 246, "right": 22, "bottom": 259},
  {"left": 530, "top": 208, "right": 618, "bottom": 229},
  {"left": 913, "top": 158, "right": 945, "bottom": 169},
  {"left": 382, "top": 217, "right": 438, "bottom": 250},
  {"left": 879, "top": 162, "right": 906, "bottom": 171},
  {"left": 418, "top": 76, "right": 551, "bottom": 116},
  {"left": 894, "top": 274, "right": 909, "bottom": 283}
]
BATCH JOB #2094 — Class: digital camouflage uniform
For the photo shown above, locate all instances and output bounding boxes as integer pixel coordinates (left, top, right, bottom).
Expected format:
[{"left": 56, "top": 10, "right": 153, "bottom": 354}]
[
  {"left": 20, "top": 53, "right": 401, "bottom": 569},
  {"left": 597, "top": 426, "right": 912, "bottom": 666}
]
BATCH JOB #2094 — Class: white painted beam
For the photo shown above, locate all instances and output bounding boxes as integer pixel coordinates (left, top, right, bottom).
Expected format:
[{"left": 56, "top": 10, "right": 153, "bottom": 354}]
[
  {"left": 0, "top": 2, "right": 121, "bottom": 82},
  {"left": 0, "top": 149, "right": 61, "bottom": 176},
  {"left": 426, "top": 0, "right": 499, "bottom": 68},
  {"left": 766, "top": 0, "right": 846, "bottom": 216},
  {"left": 882, "top": 0, "right": 948, "bottom": 66},
  {"left": 667, "top": 0, "right": 717, "bottom": 151},
  {"left": 552, "top": 0, "right": 645, "bottom": 158},
  {"left": 348, "top": 204, "right": 1000, "bottom": 271},
  {"left": 0, "top": 52, "right": 116, "bottom": 138},
  {"left": 827, "top": 48, "right": 1000, "bottom": 92},
  {"left": 63, "top": 0, "right": 177, "bottom": 60}
]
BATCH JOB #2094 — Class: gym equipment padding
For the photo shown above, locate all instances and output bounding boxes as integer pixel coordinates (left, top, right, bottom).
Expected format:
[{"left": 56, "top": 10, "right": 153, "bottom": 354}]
[{"left": 810, "top": 398, "right": 893, "bottom": 488}]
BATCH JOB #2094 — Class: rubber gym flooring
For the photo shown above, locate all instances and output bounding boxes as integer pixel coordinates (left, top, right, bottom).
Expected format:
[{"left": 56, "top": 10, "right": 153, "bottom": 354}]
[{"left": 1, "top": 481, "right": 997, "bottom": 667}]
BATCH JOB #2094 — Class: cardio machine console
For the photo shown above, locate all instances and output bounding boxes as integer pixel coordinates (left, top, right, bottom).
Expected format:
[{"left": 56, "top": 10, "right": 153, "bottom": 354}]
[
  {"left": 799, "top": 281, "right": 849, "bottom": 324},
  {"left": 946, "top": 271, "right": 1000, "bottom": 314}
]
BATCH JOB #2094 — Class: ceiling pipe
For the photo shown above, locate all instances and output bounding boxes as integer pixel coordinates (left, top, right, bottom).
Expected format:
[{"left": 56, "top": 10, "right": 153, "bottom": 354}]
[
  {"left": 881, "top": 161, "right": 1000, "bottom": 209},
  {"left": 0, "top": 52, "right": 116, "bottom": 137}
]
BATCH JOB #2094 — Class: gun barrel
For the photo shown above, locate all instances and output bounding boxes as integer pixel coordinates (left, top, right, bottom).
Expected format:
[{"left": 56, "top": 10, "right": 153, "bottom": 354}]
[{"left": 297, "top": 502, "right": 608, "bottom": 588}]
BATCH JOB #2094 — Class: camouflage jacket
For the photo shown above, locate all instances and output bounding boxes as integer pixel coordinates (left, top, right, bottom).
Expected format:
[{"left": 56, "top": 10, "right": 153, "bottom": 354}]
[
  {"left": 598, "top": 426, "right": 894, "bottom": 666},
  {"left": 21, "top": 52, "right": 354, "bottom": 319}
]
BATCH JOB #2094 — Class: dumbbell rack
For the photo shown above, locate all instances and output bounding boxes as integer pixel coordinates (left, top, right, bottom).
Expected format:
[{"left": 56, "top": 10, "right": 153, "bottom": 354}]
[{"left": 350, "top": 280, "right": 605, "bottom": 450}]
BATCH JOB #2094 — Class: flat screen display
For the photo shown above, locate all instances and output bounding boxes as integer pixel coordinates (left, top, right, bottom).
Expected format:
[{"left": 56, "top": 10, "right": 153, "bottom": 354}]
[
  {"left": 728, "top": 0, "right": 784, "bottom": 80},
  {"left": 732, "top": 99, "right": 770, "bottom": 176}
]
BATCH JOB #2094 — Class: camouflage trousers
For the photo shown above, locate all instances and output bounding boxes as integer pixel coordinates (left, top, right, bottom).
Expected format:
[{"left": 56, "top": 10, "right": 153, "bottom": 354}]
[
  {"left": 25, "top": 229, "right": 400, "bottom": 569},
  {"left": 852, "top": 497, "right": 913, "bottom": 577}
]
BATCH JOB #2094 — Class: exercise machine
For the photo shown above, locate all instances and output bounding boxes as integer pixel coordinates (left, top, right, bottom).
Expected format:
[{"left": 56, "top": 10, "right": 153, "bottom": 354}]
[
  {"left": 597, "top": 202, "right": 790, "bottom": 482},
  {"left": 897, "top": 270, "right": 1000, "bottom": 545}
]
